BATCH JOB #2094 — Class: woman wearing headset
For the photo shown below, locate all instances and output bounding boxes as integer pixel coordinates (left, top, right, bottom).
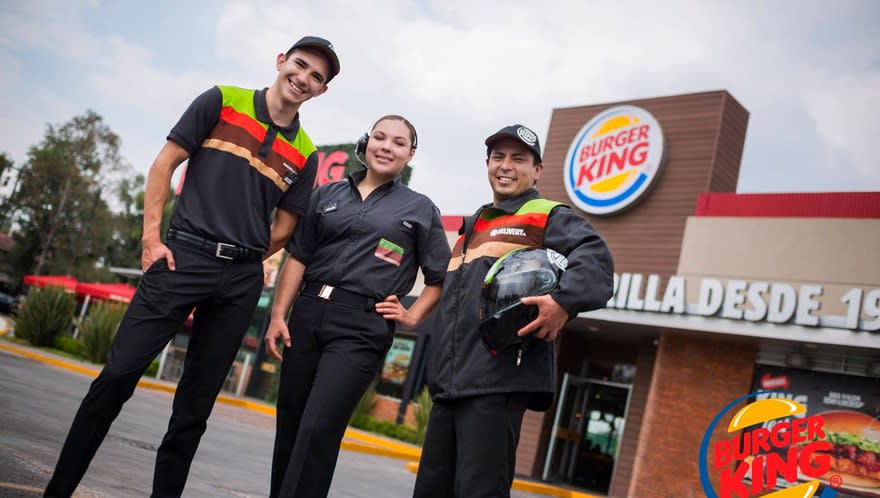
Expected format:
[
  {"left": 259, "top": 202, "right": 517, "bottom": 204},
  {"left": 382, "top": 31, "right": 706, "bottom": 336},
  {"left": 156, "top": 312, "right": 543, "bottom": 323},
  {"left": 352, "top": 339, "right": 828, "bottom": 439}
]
[{"left": 264, "top": 115, "right": 451, "bottom": 498}]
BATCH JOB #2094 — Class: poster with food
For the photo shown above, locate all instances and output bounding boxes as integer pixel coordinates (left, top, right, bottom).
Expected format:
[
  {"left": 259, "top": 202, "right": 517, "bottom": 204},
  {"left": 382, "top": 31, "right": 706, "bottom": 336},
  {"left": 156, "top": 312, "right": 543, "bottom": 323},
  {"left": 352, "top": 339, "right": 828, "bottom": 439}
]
[
  {"left": 381, "top": 337, "right": 415, "bottom": 385},
  {"left": 749, "top": 365, "right": 880, "bottom": 497}
]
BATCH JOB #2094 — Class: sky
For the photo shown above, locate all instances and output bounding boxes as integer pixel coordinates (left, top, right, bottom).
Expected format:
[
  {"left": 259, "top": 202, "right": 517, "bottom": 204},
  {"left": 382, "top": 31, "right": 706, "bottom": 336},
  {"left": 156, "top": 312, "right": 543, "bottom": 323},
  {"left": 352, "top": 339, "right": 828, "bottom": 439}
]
[{"left": 1, "top": 0, "right": 878, "bottom": 215}]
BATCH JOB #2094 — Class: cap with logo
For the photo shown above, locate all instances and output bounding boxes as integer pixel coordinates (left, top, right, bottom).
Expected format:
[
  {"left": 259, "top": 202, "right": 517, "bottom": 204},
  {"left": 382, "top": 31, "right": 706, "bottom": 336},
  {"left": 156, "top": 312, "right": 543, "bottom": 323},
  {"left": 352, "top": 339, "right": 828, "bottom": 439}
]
[
  {"left": 288, "top": 36, "right": 340, "bottom": 82},
  {"left": 485, "top": 124, "right": 542, "bottom": 163}
]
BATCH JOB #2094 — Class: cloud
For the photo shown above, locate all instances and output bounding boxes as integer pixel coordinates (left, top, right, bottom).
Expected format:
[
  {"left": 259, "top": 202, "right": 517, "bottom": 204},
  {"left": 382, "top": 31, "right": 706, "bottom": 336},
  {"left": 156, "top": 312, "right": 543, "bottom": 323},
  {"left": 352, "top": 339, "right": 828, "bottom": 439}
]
[{"left": 1, "top": 0, "right": 878, "bottom": 215}]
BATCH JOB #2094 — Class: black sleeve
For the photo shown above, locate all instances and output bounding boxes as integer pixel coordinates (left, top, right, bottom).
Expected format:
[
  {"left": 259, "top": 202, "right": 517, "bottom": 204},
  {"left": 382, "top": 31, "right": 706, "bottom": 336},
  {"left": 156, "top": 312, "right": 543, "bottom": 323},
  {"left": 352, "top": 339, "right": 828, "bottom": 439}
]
[
  {"left": 418, "top": 201, "right": 452, "bottom": 285},
  {"left": 544, "top": 206, "right": 614, "bottom": 317},
  {"left": 167, "top": 86, "right": 222, "bottom": 155},
  {"left": 285, "top": 183, "right": 323, "bottom": 265},
  {"left": 276, "top": 151, "right": 319, "bottom": 216}
]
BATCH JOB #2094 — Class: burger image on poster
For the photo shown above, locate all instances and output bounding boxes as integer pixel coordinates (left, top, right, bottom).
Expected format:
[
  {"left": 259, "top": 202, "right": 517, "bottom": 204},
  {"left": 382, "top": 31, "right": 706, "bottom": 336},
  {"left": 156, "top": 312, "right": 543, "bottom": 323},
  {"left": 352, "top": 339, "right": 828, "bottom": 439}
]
[{"left": 806, "top": 410, "right": 880, "bottom": 491}]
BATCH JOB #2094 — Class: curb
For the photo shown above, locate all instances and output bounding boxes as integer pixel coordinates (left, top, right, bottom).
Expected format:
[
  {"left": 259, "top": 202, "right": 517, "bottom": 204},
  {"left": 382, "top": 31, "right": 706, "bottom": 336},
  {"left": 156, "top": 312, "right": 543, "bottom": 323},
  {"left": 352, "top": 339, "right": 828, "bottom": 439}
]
[
  {"left": 403, "top": 462, "right": 599, "bottom": 497},
  {"left": 0, "top": 341, "right": 596, "bottom": 498}
]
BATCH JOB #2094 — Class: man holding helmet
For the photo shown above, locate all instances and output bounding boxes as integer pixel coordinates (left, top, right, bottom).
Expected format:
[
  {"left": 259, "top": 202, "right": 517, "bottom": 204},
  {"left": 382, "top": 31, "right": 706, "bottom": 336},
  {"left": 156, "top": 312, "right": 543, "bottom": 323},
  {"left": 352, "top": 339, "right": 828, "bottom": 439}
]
[{"left": 413, "top": 124, "right": 614, "bottom": 497}]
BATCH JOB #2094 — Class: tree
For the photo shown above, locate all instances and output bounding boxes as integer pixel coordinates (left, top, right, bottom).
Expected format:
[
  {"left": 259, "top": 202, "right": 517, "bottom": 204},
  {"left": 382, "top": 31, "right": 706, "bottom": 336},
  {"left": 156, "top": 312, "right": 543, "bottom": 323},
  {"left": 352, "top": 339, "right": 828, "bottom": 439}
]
[
  {"left": 105, "top": 174, "right": 145, "bottom": 269},
  {"left": 9, "top": 111, "right": 127, "bottom": 279}
]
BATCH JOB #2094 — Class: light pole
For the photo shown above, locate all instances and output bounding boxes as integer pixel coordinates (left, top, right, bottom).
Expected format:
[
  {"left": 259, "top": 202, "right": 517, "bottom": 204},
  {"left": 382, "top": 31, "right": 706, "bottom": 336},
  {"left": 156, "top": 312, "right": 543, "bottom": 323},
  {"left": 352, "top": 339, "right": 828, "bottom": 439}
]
[{"left": 0, "top": 163, "right": 24, "bottom": 233}]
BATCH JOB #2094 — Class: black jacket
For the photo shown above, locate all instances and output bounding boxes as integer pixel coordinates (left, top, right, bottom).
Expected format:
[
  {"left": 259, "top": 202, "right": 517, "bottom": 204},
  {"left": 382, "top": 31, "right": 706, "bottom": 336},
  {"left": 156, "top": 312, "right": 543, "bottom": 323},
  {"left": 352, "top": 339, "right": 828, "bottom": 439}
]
[{"left": 426, "top": 189, "right": 614, "bottom": 410}]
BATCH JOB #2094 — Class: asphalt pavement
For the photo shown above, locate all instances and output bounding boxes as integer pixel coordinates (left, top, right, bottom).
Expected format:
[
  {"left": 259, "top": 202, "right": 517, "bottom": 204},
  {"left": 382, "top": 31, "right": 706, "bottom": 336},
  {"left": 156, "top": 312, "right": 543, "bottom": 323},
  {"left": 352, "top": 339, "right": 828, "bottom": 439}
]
[{"left": 0, "top": 345, "right": 555, "bottom": 497}]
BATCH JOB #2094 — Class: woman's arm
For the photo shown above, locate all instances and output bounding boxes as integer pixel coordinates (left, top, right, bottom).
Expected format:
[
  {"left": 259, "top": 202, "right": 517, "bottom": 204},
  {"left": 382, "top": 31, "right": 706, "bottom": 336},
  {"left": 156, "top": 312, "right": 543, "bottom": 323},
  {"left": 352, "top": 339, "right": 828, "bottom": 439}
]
[
  {"left": 375, "top": 282, "right": 443, "bottom": 329},
  {"left": 264, "top": 257, "right": 306, "bottom": 361}
]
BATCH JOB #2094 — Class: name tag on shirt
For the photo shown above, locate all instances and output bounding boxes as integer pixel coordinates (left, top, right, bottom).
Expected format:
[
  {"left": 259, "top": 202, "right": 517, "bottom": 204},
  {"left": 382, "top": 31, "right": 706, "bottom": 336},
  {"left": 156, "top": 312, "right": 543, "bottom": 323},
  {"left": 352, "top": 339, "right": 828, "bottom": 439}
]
[{"left": 322, "top": 201, "right": 338, "bottom": 214}]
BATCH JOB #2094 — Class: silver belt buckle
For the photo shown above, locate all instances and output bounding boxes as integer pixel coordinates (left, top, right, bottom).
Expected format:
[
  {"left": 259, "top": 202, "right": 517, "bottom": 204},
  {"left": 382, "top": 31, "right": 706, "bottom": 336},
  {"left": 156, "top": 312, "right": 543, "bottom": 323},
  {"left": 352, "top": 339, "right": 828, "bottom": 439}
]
[
  {"left": 318, "top": 284, "right": 334, "bottom": 300},
  {"left": 215, "top": 242, "right": 235, "bottom": 260}
]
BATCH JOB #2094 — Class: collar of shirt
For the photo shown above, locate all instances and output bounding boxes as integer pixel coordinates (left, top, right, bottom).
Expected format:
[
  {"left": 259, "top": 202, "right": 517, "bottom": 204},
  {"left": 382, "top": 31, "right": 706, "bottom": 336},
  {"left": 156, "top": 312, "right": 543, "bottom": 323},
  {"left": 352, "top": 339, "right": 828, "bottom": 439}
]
[
  {"left": 484, "top": 187, "right": 540, "bottom": 214},
  {"left": 346, "top": 168, "right": 403, "bottom": 195},
  {"left": 254, "top": 87, "right": 301, "bottom": 139}
]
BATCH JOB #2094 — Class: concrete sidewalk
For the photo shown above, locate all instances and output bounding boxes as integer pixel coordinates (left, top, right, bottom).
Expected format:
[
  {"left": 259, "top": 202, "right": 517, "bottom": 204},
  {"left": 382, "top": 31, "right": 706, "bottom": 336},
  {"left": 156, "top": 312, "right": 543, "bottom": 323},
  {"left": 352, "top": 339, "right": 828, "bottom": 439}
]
[{"left": 0, "top": 339, "right": 596, "bottom": 498}]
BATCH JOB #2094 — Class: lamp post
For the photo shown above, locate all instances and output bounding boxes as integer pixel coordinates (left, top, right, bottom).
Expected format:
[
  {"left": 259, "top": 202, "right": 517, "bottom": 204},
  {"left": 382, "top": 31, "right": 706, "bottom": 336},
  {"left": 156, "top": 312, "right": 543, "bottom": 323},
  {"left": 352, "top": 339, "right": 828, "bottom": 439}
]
[{"left": 0, "top": 163, "right": 23, "bottom": 233}]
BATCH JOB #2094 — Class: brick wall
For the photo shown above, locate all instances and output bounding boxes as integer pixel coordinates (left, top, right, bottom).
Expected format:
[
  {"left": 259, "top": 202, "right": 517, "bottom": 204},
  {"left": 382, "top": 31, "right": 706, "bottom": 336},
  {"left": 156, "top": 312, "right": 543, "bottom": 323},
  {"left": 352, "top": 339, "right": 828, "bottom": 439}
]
[
  {"left": 371, "top": 395, "right": 416, "bottom": 425},
  {"left": 627, "top": 332, "right": 756, "bottom": 498}
]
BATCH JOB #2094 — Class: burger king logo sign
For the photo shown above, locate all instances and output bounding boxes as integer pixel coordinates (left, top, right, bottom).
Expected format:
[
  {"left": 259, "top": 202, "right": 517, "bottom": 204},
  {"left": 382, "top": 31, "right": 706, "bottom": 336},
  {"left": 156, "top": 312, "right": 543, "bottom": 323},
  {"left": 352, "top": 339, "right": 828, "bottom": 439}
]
[{"left": 563, "top": 105, "right": 666, "bottom": 215}]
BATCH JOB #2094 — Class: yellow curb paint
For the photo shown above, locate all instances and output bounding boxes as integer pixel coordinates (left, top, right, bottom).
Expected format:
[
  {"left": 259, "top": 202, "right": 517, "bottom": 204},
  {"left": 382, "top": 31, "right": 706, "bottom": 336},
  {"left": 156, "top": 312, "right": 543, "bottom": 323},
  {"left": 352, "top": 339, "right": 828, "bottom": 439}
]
[
  {"left": 402, "top": 461, "right": 598, "bottom": 498},
  {"left": 340, "top": 440, "right": 419, "bottom": 461},
  {"left": 0, "top": 481, "right": 44, "bottom": 493},
  {"left": 343, "top": 428, "right": 421, "bottom": 458}
]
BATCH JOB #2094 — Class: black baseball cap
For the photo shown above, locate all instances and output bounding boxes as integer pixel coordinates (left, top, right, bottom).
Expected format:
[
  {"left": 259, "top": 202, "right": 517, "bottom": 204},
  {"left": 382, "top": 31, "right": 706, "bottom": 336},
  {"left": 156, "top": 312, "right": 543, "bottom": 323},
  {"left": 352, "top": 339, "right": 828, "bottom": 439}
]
[
  {"left": 485, "top": 124, "right": 542, "bottom": 163},
  {"left": 288, "top": 36, "right": 340, "bottom": 82}
]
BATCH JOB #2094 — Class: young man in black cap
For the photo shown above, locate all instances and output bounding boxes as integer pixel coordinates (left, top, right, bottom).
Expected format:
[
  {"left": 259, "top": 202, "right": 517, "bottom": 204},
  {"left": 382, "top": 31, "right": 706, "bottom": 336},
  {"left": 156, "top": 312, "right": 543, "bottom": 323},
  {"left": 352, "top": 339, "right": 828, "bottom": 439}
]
[
  {"left": 45, "top": 36, "right": 340, "bottom": 498},
  {"left": 413, "top": 125, "right": 614, "bottom": 497}
]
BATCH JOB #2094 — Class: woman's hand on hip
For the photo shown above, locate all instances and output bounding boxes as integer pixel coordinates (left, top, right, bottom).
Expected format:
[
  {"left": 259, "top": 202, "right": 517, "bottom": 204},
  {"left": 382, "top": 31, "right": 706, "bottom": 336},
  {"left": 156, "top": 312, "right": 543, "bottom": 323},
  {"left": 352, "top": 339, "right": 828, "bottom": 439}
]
[{"left": 376, "top": 295, "right": 416, "bottom": 329}]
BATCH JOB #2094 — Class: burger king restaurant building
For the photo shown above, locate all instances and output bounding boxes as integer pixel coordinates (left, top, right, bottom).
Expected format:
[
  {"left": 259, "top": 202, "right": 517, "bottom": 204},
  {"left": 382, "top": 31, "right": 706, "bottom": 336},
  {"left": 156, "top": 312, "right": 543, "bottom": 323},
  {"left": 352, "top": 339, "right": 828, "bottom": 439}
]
[{"left": 393, "top": 90, "right": 879, "bottom": 497}]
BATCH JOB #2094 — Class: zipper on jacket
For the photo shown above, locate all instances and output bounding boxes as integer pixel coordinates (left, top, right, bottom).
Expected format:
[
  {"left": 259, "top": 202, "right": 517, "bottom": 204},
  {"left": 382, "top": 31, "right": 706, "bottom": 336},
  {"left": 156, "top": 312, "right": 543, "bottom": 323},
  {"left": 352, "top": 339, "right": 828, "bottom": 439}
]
[{"left": 450, "top": 208, "right": 483, "bottom": 393}]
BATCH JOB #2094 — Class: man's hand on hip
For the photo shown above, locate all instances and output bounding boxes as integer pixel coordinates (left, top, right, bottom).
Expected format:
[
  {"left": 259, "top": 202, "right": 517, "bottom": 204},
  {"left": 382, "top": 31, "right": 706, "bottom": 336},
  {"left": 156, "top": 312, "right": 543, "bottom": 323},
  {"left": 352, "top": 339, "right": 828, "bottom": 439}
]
[{"left": 141, "top": 239, "right": 176, "bottom": 272}]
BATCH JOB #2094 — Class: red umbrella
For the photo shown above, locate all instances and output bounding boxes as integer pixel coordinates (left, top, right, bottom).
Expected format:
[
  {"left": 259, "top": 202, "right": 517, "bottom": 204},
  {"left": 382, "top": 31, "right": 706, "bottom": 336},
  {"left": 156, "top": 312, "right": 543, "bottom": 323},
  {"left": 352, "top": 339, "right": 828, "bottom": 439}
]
[
  {"left": 75, "top": 282, "right": 136, "bottom": 304},
  {"left": 23, "top": 275, "right": 78, "bottom": 291}
]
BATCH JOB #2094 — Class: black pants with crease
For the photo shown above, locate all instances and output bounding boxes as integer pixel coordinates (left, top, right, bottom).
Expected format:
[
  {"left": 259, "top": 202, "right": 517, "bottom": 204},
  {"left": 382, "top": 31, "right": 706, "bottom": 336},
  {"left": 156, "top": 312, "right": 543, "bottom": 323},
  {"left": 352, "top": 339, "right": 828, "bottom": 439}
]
[
  {"left": 412, "top": 393, "right": 529, "bottom": 498},
  {"left": 44, "top": 241, "right": 263, "bottom": 498},
  {"left": 270, "top": 293, "right": 394, "bottom": 498}
]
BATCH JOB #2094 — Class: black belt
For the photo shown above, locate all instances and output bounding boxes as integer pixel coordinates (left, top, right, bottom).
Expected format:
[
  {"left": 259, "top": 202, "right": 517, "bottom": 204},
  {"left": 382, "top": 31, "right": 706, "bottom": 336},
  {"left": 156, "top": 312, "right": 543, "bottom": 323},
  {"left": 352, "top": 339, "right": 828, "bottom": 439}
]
[
  {"left": 166, "top": 229, "right": 263, "bottom": 262},
  {"left": 301, "top": 282, "right": 376, "bottom": 310}
]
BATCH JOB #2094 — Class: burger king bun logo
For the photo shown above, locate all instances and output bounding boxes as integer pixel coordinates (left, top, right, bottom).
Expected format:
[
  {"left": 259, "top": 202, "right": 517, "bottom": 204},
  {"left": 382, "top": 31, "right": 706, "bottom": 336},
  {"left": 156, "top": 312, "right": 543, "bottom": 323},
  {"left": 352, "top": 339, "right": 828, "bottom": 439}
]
[{"left": 563, "top": 105, "right": 666, "bottom": 216}]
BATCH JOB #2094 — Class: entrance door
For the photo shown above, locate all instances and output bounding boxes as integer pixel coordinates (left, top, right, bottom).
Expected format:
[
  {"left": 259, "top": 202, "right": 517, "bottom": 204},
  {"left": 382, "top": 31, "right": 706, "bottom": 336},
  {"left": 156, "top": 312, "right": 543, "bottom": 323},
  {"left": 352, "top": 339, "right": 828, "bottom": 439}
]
[{"left": 542, "top": 373, "right": 631, "bottom": 494}]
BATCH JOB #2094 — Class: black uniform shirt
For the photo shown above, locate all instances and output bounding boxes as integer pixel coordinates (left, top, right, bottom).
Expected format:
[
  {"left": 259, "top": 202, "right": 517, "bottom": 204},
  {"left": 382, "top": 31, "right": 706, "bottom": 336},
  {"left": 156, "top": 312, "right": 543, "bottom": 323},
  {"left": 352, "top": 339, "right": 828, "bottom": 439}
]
[
  {"left": 287, "top": 169, "right": 451, "bottom": 299},
  {"left": 167, "top": 86, "right": 318, "bottom": 252}
]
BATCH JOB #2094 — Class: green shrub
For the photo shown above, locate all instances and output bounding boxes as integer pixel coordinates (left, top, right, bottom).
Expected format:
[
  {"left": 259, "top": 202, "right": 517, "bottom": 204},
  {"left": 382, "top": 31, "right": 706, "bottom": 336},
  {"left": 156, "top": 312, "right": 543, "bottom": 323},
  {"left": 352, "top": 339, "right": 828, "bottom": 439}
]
[
  {"left": 264, "top": 368, "right": 280, "bottom": 404},
  {"left": 349, "top": 414, "right": 419, "bottom": 445},
  {"left": 412, "top": 387, "right": 433, "bottom": 445},
  {"left": 53, "top": 334, "right": 85, "bottom": 358},
  {"left": 144, "top": 359, "right": 159, "bottom": 378},
  {"left": 79, "top": 302, "right": 127, "bottom": 363},
  {"left": 15, "top": 286, "right": 76, "bottom": 347},
  {"left": 349, "top": 380, "right": 377, "bottom": 422}
]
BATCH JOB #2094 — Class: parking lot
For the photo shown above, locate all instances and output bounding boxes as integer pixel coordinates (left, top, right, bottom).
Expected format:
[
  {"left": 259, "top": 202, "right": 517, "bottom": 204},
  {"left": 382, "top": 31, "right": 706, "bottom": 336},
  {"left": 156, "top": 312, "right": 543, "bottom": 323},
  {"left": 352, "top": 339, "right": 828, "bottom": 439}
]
[{"left": 0, "top": 343, "right": 552, "bottom": 497}]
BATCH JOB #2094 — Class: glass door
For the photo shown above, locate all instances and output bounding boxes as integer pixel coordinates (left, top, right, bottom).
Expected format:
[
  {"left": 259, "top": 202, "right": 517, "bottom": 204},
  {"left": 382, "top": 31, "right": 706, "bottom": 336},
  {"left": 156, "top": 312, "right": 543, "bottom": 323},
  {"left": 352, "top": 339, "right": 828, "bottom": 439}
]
[{"left": 542, "top": 373, "right": 631, "bottom": 494}]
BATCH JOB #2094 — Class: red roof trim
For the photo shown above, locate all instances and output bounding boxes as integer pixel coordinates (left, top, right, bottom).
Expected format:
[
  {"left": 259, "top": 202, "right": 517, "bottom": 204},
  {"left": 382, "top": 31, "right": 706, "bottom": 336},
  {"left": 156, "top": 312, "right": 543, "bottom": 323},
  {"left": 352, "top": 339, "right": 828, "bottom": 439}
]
[{"left": 695, "top": 192, "right": 880, "bottom": 218}]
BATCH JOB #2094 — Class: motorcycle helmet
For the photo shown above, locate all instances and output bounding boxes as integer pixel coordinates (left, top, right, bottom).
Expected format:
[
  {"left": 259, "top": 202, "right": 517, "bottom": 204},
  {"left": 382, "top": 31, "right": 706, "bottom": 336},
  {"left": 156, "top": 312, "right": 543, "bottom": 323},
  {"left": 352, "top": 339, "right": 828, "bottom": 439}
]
[{"left": 480, "top": 247, "right": 568, "bottom": 355}]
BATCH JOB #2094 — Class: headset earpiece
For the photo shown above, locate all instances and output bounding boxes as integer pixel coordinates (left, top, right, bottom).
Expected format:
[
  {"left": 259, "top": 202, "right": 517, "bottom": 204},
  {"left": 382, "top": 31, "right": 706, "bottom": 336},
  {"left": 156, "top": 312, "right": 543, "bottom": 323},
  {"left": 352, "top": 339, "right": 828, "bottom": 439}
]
[{"left": 355, "top": 132, "right": 369, "bottom": 166}]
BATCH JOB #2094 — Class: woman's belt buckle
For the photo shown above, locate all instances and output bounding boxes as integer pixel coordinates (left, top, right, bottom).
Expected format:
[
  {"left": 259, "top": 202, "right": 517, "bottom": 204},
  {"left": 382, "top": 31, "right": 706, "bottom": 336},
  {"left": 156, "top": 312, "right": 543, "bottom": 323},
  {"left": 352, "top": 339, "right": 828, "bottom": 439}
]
[{"left": 318, "top": 284, "right": 334, "bottom": 300}]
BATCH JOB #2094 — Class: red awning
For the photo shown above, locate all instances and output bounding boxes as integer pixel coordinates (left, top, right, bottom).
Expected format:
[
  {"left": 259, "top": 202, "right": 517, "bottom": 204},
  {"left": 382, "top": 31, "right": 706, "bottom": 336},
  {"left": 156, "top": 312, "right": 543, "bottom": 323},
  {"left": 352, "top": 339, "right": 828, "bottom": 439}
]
[
  {"left": 75, "top": 282, "right": 137, "bottom": 304},
  {"left": 23, "top": 275, "right": 78, "bottom": 291}
]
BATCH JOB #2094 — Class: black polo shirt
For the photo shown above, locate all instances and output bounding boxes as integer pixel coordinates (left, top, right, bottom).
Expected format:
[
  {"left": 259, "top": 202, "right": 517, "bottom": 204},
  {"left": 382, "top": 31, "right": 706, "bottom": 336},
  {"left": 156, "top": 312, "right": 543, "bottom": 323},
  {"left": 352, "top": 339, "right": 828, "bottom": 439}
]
[
  {"left": 287, "top": 169, "right": 451, "bottom": 299},
  {"left": 167, "top": 86, "right": 318, "bottom": 252}
]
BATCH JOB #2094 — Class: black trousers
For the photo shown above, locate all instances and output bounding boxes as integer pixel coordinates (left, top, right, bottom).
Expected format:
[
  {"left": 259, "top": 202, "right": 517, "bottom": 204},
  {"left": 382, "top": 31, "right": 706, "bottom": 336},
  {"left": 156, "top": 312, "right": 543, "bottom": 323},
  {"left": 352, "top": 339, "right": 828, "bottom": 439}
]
[
  {"left": 270, "top": 294, "right": 394, "bottom": 498},
  {"left": 45, "top": 242, "right": 263, "bottom": 498},
  {"left": 412, "top": 393, "right": 529, "bottom": 498}
]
